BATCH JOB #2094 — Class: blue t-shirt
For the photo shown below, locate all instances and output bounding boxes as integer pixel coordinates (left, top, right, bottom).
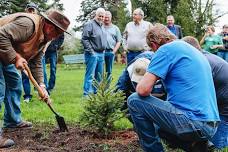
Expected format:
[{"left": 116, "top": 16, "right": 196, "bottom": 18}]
[{"left": 147, "top": 40, "right": 220, "bottom": 121}]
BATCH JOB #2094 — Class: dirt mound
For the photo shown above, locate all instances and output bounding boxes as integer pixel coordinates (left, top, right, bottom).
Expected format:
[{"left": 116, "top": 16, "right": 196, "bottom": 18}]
[{"left": 1, "top": 125, "right": 140, "bottom": 152}]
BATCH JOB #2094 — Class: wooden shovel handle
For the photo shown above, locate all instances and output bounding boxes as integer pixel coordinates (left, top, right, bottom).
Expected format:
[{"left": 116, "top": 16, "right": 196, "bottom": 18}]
[
  {"left": 23, "top": 64, "right": 57, "bottom": 115},
  {"left": 23, "top": 63, "right": 48, "bottom": 102}
]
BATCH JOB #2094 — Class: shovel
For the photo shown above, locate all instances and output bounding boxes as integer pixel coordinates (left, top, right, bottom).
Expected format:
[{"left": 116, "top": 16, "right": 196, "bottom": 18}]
[{"left": 23, "top": 63, "right": 68, "bottom": 132}]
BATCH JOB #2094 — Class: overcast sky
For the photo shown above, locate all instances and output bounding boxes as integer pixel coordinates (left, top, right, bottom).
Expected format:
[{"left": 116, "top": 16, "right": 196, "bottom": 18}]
[{"left": 60, "top": 0, "right": 228, "bottom": 35}]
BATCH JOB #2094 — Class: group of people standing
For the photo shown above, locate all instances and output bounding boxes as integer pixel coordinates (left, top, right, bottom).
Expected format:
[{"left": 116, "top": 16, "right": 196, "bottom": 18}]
[
  {"left": 81, "top": 8, "right": 122, "bottom": 96},
  {"left": 82, "top": 7, "right": 183, "bottom": 96},
  {"left": 81, "top": 7, "right": 228, "bottom": 151},
  {"left": 200, "top": 24, "right": 228, "bottom": 61}
]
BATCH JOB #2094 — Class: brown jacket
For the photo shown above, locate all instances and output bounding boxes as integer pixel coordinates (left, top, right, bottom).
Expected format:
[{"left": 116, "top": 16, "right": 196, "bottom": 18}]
[{"left": 0, "top": 13, "right": 47, "bottom": 84}]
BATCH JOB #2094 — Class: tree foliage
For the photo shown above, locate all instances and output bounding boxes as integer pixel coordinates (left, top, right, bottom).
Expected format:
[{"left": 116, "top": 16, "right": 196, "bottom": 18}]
[
  {"left": 74, "top": 0, "right": 130, "bottom": 32},
  {"left": 131, "top": 0, "right": 167, "bottom": 23},
  {"left": 0, "top": 0, "right": 63, "bottom": 17},
  {"left": 131, "top": 0, "right": 225, "bottom": 39}
]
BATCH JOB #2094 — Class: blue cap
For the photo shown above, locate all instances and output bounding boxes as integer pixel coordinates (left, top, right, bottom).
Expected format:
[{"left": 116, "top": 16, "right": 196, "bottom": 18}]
[{"left": 26, "top": 2, "right": 37, "bottom": 9}]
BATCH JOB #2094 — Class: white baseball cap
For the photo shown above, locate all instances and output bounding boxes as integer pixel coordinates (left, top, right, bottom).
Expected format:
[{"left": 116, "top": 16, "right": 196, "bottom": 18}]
[{"left": 127, "top": 58, "right": 150, "bottom": 83}]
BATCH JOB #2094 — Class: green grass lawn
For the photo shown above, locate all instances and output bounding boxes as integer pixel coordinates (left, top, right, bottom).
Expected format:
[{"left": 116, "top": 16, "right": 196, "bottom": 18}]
[
  {"left": 0, "top": 64, "right": 132, "bottom": 129},
  {"left": 0, "top": 63, "right": 227, "bottom": 151}
]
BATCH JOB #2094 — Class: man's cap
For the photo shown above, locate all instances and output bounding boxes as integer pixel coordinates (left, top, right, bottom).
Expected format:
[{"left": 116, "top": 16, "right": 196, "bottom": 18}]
[
  {"left": 223, "top": 24, "right": 228, "bottom": 28},
  {"left": 128, "top": 58, "right": 150, "bottom": 83},
  {"left": 40, "top": 9, "right": 71, "bottom": 35},
  {"left": 26, "top": 2, "right": 37, "bottom": 9}
]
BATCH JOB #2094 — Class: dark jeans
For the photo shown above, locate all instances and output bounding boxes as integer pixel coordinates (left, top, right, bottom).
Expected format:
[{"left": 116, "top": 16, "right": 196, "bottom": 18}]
[
  {"left": 43, "top": 51, "right": 57, "bottom": 91},
  {"left": 211, "top": 115, "right": 228, "bottom": 149},
  {"left": 127, "top": 51, "right": 143, "bottom": 64},
  {"left": 21, "top": 71, "right": 32, "bottom": 100},
  {"left": 104, "top": 50, "right": 115, "bottom": 83},
  {"left": 127, "top": 93, "right": 218, "bottom": 152},
  {"left": 217, "top": 51, "right": 228, "bottom": 62}
]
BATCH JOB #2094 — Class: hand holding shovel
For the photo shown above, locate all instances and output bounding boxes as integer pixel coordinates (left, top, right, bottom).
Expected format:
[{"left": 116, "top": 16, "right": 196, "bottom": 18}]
[
  {"left": 23, "top": 63, "right": 68, "bottom": 132},
  {"left": 23, "top": 64, "right": 51, "bottom": 104}
]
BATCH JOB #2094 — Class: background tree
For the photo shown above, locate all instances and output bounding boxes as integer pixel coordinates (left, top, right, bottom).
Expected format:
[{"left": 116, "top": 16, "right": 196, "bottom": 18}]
[
  {"left": 0, "top": 0, "right": 64, "bottom": 17},
  {"left": 131, "top": 0, "right": 225, "bottom": 39},
  {"left": 172, "top": 0, "right": 195, "bottom": 37},
  {"left": 74, "top": 0, "right": 130, "bottom": 32},
  {"left": 131, "top": 0, "right": 167, "bottom": 23}
]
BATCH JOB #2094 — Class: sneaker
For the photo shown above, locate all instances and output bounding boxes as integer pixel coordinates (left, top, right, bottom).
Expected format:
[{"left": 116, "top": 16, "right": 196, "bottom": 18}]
[
  {"left": 0, "top": 136, "right": 14, "bottom": 148},
  {"left": 3, "top": 121, "right": 33, "bottom": 132},
  {"left": 23, "top": 98, "right": 30, "bottom": 103}
]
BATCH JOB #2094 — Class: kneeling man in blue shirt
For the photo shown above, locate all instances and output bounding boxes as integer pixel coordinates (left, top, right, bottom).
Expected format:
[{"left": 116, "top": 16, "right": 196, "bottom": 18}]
[{"left": 127, "top": 23, "right": 220, "bottom": 152}]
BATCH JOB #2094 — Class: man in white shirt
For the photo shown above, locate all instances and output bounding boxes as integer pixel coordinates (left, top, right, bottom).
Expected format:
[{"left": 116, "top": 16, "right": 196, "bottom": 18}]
[{"left": 122, "top": 8, "right": 153, "bottom": 63}]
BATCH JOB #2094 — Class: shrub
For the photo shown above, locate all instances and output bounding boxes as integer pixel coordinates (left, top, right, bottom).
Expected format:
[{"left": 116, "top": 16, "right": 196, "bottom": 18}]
[{"left": 80, "top": 73, "right": 125, "bottom": 137}]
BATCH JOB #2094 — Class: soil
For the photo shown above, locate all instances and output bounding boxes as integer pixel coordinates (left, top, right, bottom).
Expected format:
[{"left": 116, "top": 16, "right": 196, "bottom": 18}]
[{"left": 1, "top": 125, "right": 141, "bottom": 152}]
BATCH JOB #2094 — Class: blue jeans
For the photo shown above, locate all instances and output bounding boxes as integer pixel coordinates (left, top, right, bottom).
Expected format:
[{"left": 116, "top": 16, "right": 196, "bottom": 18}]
[
  {"left": 43, "top": 51, "right": 57, "bottom": 90},
  {"left": 127, "top": 93, "right": 218, "bottom": 152},
  {"left": 211, "top": 116, "right": 228, "bottom": 149},
  {"left": 127, "top": 51, "right": 143, "bottom": 64},
  {"left": 83, "top": 52, "right": 104, "bottom": 96},
  {"left": 104, "top": 50, "right": 114, "bottom": 82},
  {"left": 0, "top": 63, "right": 22, "bottom": 127},
  {"left": 217, "top": 51, "right": 228, "bottom": 62},
  {"left": 21, "top": 71, "right": 32, "bottom": 100}
]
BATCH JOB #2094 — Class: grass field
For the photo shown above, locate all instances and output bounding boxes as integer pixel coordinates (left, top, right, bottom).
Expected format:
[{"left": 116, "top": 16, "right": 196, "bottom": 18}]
[
  {"left": 0, "top": 63, "right": 227, "bottom": 151},
  {"left": 11, "top": 64, "right": 131, "bottom": 128}
]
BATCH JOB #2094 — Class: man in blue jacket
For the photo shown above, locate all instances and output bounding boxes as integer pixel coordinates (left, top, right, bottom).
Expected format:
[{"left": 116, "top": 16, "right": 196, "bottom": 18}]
[
  {"left": 21, "top": 2, "right": 39, "bottom": 102},
  {"left": 167, "top": 15, "right": 183, "bottom": 39},
  {"left": 116, "top": 51, "right": 166, "bottom": 122},
  {"left": 43, "top": 34, "right": 64, "bottom": 94},
  {"left": 116, "top": 51, "right": 166, "bottom": 100}
]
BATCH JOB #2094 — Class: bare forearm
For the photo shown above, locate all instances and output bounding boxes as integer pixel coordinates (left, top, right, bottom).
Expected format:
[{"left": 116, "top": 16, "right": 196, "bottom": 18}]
[
  {"left": 200, "top": 35, "right": 207, "bottom": 45},
  {"left": 136, "top": 72, "right": 158, "bottom": 96},
  {"left": 113, "top": 42, "right": 121, "bottom": 53}
]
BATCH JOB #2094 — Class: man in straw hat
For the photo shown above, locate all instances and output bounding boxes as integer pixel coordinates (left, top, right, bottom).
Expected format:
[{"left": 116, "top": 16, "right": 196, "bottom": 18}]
[
  {"left": 116, "top": 51, "right": 166, "bottom": 122},
  {"left": 182, "top": 36, "right": 228, "bottom": 150},
  {"left": 0, "top": 9, "right": 70, "bottom": 148},
  {"left": 21, "top": 2, "right": 39, "bottom": 103},
  {"left": 127, "top": 23, "right": 219, "bottom": 151}
]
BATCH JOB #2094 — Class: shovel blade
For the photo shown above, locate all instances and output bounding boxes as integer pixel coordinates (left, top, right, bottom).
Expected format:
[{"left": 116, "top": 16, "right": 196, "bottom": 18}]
[{"left": 55, "top": 115, "right": 68, "bottom": 132}]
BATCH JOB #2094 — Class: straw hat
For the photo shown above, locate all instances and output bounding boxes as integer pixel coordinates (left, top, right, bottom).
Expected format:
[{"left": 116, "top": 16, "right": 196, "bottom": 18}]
[{"left": 128, "top": 58, "right": 150, "bottom": 83}]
